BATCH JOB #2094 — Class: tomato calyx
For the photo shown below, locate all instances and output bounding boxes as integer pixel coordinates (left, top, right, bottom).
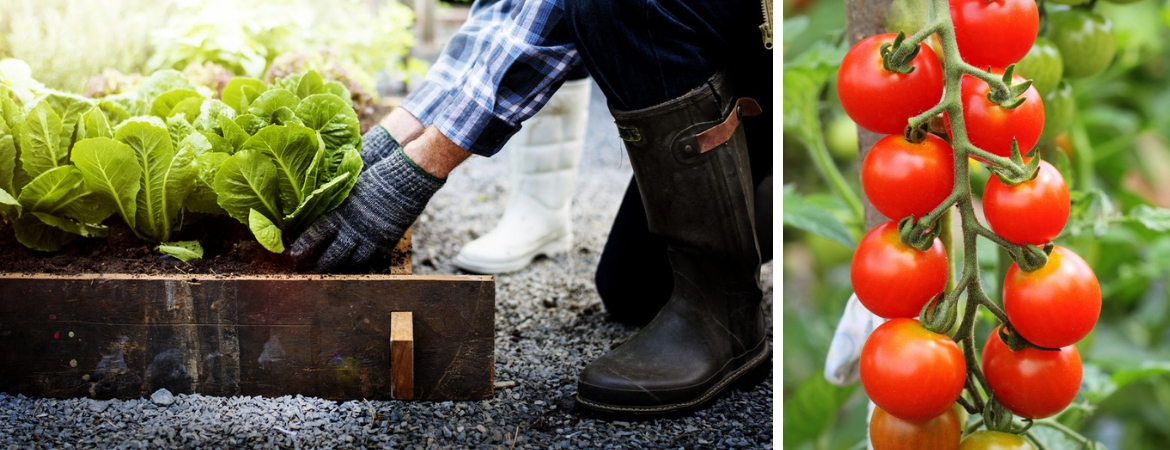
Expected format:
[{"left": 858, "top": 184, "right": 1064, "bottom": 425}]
[
  {"left": 898, "top": 215, "right": 942, "bottom": 251},
  {"left": 983, "top": 66, "right": 1036, "bottom": 110},
  {"left": 920, "top": 294, "right": 957, "bottom": 335},
  {"left": 880, "top": 32, "right": 923, "bottom": 74},
  {"left": 1007, "top": 242, "right": 1053, "bottom": 273},
  {"left": 903, "top": 122, "right": 931, "bottom": 144},
  {"left": 988, "top": 142, "right": 1041, "bottom": 185},
  {"left": 998, "top": 322, "right": 1061, "bottom": 353},
  {"left": 983, "top": 397, "right": 1034, "bottom": 435}
]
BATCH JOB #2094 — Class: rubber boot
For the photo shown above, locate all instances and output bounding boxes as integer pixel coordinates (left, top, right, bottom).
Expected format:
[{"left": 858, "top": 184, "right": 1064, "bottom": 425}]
[
  {"left": 453, "top": 78, "right": 592, "bottom": 274},
  {"left": 575, "top": 72, "right": 770, "bottom": 415}
]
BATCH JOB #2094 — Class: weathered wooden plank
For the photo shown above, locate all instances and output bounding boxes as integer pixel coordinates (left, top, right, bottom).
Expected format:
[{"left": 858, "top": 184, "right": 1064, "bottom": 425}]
[
  {"left": 390, "top": 311, "right": 414, "bottom": 400},
  {"left": 0, "top": 274, "right": 494, "bottom": 401}
]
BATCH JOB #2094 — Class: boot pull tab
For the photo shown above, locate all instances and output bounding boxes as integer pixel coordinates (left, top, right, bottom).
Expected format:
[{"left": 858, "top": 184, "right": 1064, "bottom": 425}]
[{"left": 693, "top": 98, "right": 762, "bottom": 154}]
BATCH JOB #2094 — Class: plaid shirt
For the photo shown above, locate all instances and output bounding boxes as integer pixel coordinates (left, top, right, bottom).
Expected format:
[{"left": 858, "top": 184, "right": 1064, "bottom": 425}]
[{"left": 397, "top": 0, "right": 581, "bottom": 157}]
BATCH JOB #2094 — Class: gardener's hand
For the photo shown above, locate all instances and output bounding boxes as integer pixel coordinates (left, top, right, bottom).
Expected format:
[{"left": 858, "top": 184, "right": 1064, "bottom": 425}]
[{"left": 290, "top": 137, "right": 445, "bottom": 273}]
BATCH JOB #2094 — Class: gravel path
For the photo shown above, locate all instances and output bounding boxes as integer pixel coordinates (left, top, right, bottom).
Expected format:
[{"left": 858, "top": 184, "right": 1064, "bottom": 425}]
[{"left": 0, "top": 80, "right": 774, "bottom": 449}]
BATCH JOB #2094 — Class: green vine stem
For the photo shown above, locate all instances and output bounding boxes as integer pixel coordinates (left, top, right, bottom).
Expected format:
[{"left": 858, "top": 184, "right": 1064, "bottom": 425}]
[
  {"left": 888, "top": 0, "right": 1098, "bottom": 444},
  {"left": 808, "top": 116, "right": 866, "bottom": 219}
]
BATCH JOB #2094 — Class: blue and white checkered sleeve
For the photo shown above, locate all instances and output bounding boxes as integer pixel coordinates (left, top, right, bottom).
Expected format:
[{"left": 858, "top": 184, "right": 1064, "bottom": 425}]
[
  {"left": 430, "top": 0, "right": 581, "bottom": 157},
  {"left": 398, "top": 0, "right": 511, "bottom": 126}
]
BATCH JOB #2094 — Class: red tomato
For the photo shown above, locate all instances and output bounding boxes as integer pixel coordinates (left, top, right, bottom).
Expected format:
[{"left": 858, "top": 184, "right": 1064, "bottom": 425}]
[
  {"left": 838, "top": 33, "right": 945, "bottom": 135},
  {"left": 870, "top": 405, "right": 961, "bottom": 450},
  {"left": 959, "top": 431, "right": 1034, "bottom": 449},
  {"left": 862, "top": 133, "right": 956, "bottom": 221},
  {"left": 983, "top": 160, "right": 1070, "bottom": 245},
  {"left": 861, "top": 318, "right": 967, "bottom": 422},
  {"left": 950, "top": 0, "right": 1039, "bottom": 68},
  {"left": 1004, "top": 246, "right": 1101, "bottom": 348},
  {"left": 851, "top": 222, "right": 949, "bottom": 319},
  {"left": 948, "top": 72, "right": 1044, "bottom": 159},
  {"left": 982, "top": 327, "right": 1082, "bottom": 419}
]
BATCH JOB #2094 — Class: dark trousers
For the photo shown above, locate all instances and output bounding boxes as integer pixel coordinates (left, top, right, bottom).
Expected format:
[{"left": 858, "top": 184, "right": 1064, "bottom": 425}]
[{"left": 563, "top": 0, "right": 773, "bottom": 325}]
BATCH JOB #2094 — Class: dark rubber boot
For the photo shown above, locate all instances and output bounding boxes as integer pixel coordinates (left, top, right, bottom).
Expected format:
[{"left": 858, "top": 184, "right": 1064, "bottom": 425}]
[{"left": 575, "top": 72, "right": 770, "bottom": 416}]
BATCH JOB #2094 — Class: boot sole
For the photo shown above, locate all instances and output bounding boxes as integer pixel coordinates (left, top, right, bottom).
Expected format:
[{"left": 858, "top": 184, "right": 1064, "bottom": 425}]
[
  {"left": 453, "top": 234, "right": 572, "bottom": 274},
  {"left": 574, "top": 340, "right": 772, "bottom": 419}
]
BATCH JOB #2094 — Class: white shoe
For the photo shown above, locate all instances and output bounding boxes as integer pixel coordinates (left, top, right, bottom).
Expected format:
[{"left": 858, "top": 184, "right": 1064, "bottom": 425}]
[{"left": 453, "top": 78, "right": 592, "bottom": 274}]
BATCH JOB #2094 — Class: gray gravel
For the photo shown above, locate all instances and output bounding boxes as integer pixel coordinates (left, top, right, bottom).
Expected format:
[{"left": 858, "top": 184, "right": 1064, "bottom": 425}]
[{"left": 0, "top": 80, "right": 774, "bottom": 449}]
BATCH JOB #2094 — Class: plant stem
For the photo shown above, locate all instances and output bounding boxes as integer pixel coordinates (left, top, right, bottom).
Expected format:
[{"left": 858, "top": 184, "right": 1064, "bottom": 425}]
[{"left": 807, "top": 119, "right": 865, "bottom": 219}]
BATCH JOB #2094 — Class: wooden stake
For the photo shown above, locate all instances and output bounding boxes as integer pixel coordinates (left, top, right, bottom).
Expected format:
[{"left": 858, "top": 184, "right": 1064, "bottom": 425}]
[{"left": 390, "top": 311, "right": 414, "bottom": 400}]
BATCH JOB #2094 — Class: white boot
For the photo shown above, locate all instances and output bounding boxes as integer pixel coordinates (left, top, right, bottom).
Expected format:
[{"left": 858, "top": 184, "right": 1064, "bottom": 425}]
[{"left": 453, "top": 78, "right": 592, "bottom": 274}]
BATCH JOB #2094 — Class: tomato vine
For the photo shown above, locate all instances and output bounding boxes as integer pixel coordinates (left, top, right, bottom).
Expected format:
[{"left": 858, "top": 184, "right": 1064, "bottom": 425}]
[{"left": 852, "top": 0, "right": 1107, "bottom": 448}]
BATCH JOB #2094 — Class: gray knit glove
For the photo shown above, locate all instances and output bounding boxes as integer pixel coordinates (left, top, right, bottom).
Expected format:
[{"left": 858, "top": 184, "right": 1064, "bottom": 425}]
[
  {"left": 360, "top": 124, "right": 399, "bottom": 170},
  {"left": 290, "top": 145, "right": 445, "bottom": 273}
]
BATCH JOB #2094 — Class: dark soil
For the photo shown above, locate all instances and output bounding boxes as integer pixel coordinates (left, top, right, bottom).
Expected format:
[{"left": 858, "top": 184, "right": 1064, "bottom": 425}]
[{"left": 0, "top": 216, "right": 404, "bottom": 276}]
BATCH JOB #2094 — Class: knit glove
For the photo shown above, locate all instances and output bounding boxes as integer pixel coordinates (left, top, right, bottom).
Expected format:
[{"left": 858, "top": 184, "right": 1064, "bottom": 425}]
[
  {"left": 824, "top": 293, "right": 887, "bottom": 386},
  {"left": 359, "top": 124, "right": 399, "bottom": 170},
  {"left": 290, "top": 143, "right": 445, "bottom": 273}
]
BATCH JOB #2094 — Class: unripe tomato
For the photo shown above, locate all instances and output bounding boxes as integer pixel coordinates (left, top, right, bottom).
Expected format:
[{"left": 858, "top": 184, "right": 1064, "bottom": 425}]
[
  {"left": 870, "top": 405, "right": 961, "bottom": 450},
  {"left": 851, "top": 222, "right": 949, "bottom": 319},
  {"left": 982, "top": 327, "right": 1082, "bottom": 419},
  {"left": 983, "top": 160, "right": 1070, "bottom": 245},
  {"left": 1041, "top": 81, "right": 1075, "bottom": 141},
  {"left": 1004, "top": 246, "right": 1101, "bottom": 349},
  {"left": 861, "top": 318, "right": 967, "bottom": 422},
  {"left": 948, "top": 72, "right": 1044, "bottom": 159},
  {"left": 862, "top": 133, "right": 955, "bottom": 221},
  {"left": 1013, "top": 38, "right": 1063, "bottom": 96},
  {"left": 950, "top": 0, "right": 1038, "bottom": 68},
  {"left": 1046, "top": 9, "right": 1116, "bottom": 79},
  {"left": 959, "top": 431, "right": 1034, "bottom": 449},
  {"left": 838, "top": 33, "right": 945, "bottom": 135}
]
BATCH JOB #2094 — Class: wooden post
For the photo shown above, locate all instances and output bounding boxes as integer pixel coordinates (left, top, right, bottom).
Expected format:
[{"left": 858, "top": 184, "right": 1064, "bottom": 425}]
[
  {"left": 846, "top": 0, "right": 895, "bottom": 230},
  {"left": 390, "top": 311, "right": 414, "bottom": 400}
]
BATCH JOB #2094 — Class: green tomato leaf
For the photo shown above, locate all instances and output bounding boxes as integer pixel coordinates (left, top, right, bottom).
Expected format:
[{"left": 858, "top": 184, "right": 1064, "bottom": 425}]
[
  {"left": 156, "top": 240, "right": 204, "bottom": 262},
  {"left": 70, "top": 137, "right": 141, "bottom": 230},
  {"left": 782, "top": 375, "right": 855, "bottom": 448},
  {"left": 249, "top": 208, "right": 285, "bottom": 253},
  {"left": 214, "top": 149, "right": 281, "bottom": 226},
  {"left": 150, "top": 89, "right": 203, "bottom": 119},
  {"left": 1112, "top": 361, "right": 1170, "bottom": 388},
  {"left": 1080, "top": 363, "right": 1118, "bottom": 404},
  {"left": 783, "top": 184, "right": 857, "bottom": 249},
  {"left": 296, "top": 94, "right": 361, "bottom": 152},
  {"left": 221, "top": 77, "right": 268, "bottom": 112},
  {"left": 240, "top": 123, "right": 321, "bottom": 216},
  {"left": 18, "top": 102, "right": 64, "bottom": 179},
  {"left": 1127, "top": 205, "right": 1170, "bottom": 232}
]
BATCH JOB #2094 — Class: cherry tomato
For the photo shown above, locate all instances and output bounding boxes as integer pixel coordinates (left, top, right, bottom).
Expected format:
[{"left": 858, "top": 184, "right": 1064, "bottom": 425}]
[
  {"left": 983, "top": 160, "right": 1070, "bottom": 245},
  {"left": 838, "top": 33, "right": 945, "bottom": 135},
  {"left": 1004, "top": 246, "right": 1101, "bottom": 348},
  {"left": 959, "top": 431, "right": 1034, "bottom": 450},
  {"left": 851, "top": 222, "right": 949, "bottom": 319},
  {"left": 870, "top": 405, "right": 961, "bottom": 450},
  {"left": 950, "top": 72, "right": 1045, "bottom": 159},
  {"left": 982, "top": 327, "right": 1082, "bottom": 419},
  {"left": 1046, "top": 8, "right": 1115, "bottom": 79},
  {"left": 1041, "top": 81, "right": 1075, "bottom": 141},
  {"left": 861, "top": 318, "right": 967, "bottom": 422},
  {"left": 950, "top": 0, "right": 1038, "bottom": 69},
  {"left": 862, "top": 133, "right": 955, "bottom": 221},
  {"left": 1013, "top": 37, "right": 1063, "bottom": 96}
]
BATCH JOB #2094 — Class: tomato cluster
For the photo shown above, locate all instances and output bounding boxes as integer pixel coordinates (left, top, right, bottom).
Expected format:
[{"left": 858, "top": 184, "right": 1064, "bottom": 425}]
[{"left": 835, "top": 0, "right": 1119, "bottom": 447}]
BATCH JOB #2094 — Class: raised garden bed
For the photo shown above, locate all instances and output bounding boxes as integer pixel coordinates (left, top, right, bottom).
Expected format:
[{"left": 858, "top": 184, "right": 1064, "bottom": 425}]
[{"left": 0, "top": 219, "right": 497, "bottom": 401}]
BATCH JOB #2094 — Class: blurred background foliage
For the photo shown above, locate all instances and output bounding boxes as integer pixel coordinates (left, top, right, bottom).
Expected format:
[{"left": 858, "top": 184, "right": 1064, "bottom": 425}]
[
  {"left": 0, "top": 0, "right": 424, "bottom": 98},
  {"left": 782, "top": 0, "right": 1170, "bottom": 448}
]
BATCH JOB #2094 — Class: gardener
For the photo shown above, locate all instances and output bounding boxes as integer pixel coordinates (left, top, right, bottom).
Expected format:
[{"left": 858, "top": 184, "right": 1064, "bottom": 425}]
[{"left": 292, "top": 0, "right": 773, "bottom": 416}]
